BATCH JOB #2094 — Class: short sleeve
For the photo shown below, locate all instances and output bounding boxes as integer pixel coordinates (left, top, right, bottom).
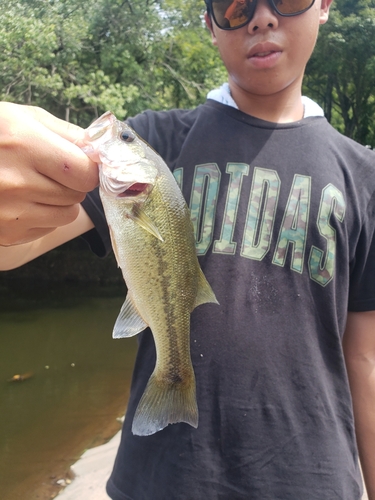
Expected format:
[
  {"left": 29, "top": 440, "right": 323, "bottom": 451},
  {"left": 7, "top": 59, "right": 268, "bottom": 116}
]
[
  {"left": 348, "top": 191, "right": 375, "bottom": 311},
  {"left": 81, "top": 188, "right": 112, "bottom": 258}
]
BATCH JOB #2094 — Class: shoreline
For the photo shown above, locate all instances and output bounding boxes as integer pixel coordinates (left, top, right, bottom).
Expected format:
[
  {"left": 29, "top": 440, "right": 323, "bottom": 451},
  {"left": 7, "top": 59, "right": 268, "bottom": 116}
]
[
  {"left": 56, "top": 430, "right": 121, "bottom": 499},
  {"left": 23, "top": 417, "right": 124, "bottom": 500}
]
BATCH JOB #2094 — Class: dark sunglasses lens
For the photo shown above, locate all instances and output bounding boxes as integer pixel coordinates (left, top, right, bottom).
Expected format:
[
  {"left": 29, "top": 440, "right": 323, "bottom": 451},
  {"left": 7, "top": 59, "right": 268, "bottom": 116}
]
[
  {"left": 211, "top": 0, "right": 256, "bottom": 30},
  {"left": 272, "top": 0, "right": 314, "bottom": 15}
]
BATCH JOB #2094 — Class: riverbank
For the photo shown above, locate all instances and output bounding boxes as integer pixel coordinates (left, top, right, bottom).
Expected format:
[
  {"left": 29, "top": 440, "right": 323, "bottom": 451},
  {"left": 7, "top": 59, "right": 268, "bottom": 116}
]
[
  {"left": 20, "top": 416, "right": 123, "bottom": 500},
  {"left": 56, "top": 430, "right": 121, "bottom": 500},
  {"left": 0, "top": 288, "right": 137, "bottom": 500}
]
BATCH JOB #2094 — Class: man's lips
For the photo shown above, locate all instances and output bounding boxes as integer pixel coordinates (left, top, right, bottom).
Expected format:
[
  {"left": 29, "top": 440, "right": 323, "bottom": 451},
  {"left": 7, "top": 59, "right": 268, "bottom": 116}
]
[
  {"left": 248, "top": 43, "right": 282, "bottom": 59},
  {"left": 247, "top": 43, "right": 282, "bottom": 68},
  {"left": 253, "top": 51, "right": 276, "bottom": 57}
]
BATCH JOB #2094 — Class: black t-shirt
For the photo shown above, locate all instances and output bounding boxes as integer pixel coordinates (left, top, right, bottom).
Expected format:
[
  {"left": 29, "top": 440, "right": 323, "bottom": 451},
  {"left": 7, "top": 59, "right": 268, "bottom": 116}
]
[{"left": 82, "top": 100, "right": 375, "bottom": 500}]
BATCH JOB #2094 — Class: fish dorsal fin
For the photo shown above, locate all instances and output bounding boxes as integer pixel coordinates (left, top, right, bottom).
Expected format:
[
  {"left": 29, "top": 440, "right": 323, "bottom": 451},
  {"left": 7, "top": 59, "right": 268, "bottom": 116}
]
[
  {"left": 113, "top": 294, "right": 148, "bottom": 338},
  {"left": 129, "top": 206, "right": 164, "bottom": 242},
  {"left": 193, "top": 267, "right": 219, "bottom": 310}
]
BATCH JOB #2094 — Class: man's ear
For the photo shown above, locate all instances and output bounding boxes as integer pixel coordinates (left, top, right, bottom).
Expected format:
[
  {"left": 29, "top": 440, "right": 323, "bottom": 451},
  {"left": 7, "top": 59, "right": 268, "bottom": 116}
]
[
  {"left": 205, "top": 12, "right": 218, "bottom": 46},
  {"left": 320, "top": 0, "right": 333, "bottom": 25}
]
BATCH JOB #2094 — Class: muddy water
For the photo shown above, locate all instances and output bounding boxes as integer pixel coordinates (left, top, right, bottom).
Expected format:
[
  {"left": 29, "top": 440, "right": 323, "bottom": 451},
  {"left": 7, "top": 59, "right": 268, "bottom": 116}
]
[{"left": 0, "top": 284, "right": 137, "bottom": 500}]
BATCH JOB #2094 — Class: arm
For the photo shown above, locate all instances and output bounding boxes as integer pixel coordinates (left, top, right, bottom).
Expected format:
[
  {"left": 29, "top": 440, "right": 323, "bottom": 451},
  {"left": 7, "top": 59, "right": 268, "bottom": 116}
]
[
  {"left": 0, "top": 102, "right": 98, "bottom": 266},
  {"left": 0, "top": 205, "right": 94, "bottom": 270},
  {"left": 343, "top": 310, "right": 375, "bottom": 499}
]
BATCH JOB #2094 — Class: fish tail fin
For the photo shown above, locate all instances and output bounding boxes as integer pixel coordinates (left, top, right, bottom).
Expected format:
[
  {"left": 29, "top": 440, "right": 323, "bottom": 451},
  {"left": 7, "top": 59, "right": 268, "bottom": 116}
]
[
  {"left": 131, "top": 371, "right": 198, "bottom": 436},
  {"left": 193, "top": 267, "right": 219, "bottom": 309}
]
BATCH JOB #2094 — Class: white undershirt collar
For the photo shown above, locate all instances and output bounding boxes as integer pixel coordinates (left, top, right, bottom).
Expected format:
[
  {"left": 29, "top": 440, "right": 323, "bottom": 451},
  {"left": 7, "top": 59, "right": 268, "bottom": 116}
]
[{"left": 207, "top": 82, "right": 324, "bottom": 119}]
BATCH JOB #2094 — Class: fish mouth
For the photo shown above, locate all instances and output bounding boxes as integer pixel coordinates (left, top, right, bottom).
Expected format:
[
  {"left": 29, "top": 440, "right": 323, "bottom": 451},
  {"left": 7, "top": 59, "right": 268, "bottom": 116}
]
[
  {"left": 99, "top": 164, "right": 157, "bottom": 201},
  {"left": 118, "top": 183, "right": 150, "bottom": 198},
  {"left": 100, "top": 170, "right": 153, "bottom": 200}
]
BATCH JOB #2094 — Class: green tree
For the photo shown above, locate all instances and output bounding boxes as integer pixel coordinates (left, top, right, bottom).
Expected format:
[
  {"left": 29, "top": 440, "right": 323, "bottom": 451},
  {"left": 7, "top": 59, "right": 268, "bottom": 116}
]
[
  {"left": 151, "top": 0, "right": 227, "bottom": 109},
  {"left": 0, "top": 0, "right": 225, "bottom": 125},
  {"left": 0, "top": 1, "right": 62, "bottom": 105},
  {"left": 304, "top": 0, "right": 375, "bottom": 146}
]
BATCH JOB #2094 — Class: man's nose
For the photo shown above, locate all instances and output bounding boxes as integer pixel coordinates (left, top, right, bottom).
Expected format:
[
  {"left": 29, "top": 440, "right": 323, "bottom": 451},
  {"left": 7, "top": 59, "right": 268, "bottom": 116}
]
[{"left": 247, "top": 0, "right": 279, "bottom": 32}]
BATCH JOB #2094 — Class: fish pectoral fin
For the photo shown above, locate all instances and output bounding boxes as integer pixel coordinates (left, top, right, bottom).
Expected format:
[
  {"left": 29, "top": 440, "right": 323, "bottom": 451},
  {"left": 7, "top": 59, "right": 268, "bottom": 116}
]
[
  {"left": 129, "top": 206, "right": 164, "bottom": 242},
  {"left": 113, "top": 294, "right": 148, "bottom": 338},
  {"left": 193, "top": 267, "right": 219, "bottom": 309}
]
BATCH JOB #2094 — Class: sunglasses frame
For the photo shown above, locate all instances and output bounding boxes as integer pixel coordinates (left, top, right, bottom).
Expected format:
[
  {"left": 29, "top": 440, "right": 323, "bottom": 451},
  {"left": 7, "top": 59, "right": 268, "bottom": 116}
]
[{"left": 206, "top": 0, "right": 316, "bottom": 31}]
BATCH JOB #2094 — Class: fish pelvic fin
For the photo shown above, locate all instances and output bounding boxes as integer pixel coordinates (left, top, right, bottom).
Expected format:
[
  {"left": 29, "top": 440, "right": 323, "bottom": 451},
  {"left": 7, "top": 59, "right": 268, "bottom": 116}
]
[
  {"left": 113, "top": 294, "right": 148, "bottom": 338},
  {"left": 131, "top": 371, "right": 198, "bottom": 436},
  {"left": 193, "top": 267, "right": 219, "bottom": 309},
  {"left": 130, "top": 205, "right": 164, "bottom": 242}
]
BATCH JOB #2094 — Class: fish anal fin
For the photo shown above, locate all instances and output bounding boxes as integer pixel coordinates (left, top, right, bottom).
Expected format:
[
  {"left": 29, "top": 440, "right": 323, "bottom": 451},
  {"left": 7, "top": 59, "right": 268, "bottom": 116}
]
[
  {"left": 130, "top": 206, "right": 164, "bottom": 242},
  {"left": 113, "top": 294, "right": 148, "bottom": 338},
  {"left": 193, "top": 267, "right": 219, "bottom": 309},
  {"left": 132, "top": 371, "right": 198, "bottom": 436}
]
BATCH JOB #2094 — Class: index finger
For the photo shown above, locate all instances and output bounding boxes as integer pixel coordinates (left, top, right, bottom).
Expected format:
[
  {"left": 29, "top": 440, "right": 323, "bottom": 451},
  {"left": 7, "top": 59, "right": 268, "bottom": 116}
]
[{"left": 25, "top": 105, "right": 86, "bottom": 143}]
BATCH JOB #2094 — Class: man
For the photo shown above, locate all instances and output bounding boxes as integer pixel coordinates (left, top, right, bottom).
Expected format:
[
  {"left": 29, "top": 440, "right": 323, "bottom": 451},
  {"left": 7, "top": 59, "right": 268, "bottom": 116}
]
[{"left": 1, "top": 1, "right": 375, "bottom": 498}]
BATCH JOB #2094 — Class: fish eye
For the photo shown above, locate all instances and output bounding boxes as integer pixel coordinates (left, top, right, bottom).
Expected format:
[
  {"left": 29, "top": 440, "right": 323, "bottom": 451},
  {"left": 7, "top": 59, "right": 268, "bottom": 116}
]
[{"left": 120, "top": 131, "right": 135, "bottom": 143}]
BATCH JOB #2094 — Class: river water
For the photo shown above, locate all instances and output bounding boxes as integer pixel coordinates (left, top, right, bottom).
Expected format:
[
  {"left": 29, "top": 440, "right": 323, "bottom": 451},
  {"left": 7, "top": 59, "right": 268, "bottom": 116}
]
[{"left": 0, "top": 283, "right": 137, "bottom": 500}]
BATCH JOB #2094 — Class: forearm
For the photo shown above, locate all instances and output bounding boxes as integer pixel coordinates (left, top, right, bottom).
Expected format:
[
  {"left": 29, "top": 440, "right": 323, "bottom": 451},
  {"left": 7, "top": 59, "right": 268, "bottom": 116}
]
[
  {"left": 344, "top": 311, "right": 375, "bottom": 499},
  {"left": 0, "top": 205, "right": 94, "bottom": 270},
  {"left": 345, "top": 356, "right": 375, "bottom": 498}
]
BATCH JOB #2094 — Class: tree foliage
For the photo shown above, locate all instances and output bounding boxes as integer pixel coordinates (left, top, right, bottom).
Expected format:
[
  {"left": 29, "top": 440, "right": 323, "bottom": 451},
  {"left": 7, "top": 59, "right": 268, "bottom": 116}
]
[
  {"left": 0, "top": 0, "right": 226, "bottom": 125},
  {"left": 304, "top": 0, "right": 375, "bottom": 145}
]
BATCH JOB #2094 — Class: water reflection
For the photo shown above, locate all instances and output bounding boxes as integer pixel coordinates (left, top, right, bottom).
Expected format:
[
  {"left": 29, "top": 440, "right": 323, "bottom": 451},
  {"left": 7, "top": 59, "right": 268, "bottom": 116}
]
[{"left": 0, "top": 283, "right": 137, "bottom": 500}]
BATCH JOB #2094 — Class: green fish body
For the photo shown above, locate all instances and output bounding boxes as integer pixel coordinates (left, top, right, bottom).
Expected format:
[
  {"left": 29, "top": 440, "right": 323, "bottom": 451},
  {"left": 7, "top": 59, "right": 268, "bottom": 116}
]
[{"left": 83, "top": 112, "right": 218, "bottom": 436}]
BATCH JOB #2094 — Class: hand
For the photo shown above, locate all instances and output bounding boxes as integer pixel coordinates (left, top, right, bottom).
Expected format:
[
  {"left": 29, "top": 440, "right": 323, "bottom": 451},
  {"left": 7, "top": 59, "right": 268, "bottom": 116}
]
[{"left": 0, "top": 102, "right": 98, "bottom": 246}]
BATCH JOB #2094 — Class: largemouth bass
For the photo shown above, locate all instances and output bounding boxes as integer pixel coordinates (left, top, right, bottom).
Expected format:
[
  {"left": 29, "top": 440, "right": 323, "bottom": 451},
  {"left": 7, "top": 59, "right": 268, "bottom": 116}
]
[{"left": 82, "top": 111, "right": 218, "bottom": 436}]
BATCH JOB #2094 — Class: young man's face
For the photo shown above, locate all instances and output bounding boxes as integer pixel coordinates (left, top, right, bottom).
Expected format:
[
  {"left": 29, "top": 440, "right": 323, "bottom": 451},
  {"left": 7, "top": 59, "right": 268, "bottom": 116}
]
[{"left": 205, "top": 0, "right": 332, "bottom": 102}]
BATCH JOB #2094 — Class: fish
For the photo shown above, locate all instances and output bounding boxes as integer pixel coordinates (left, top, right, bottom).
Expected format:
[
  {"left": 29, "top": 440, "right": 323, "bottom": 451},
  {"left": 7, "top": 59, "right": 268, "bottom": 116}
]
[{"left": 82, "top": 111, "right": 218, "bottom": 436}]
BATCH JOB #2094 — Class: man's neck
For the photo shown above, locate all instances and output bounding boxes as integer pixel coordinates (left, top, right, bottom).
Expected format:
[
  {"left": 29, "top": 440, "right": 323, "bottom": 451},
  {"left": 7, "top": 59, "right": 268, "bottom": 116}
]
[{"left": 229, "top": 78, "right": 305, "bottom": 124}]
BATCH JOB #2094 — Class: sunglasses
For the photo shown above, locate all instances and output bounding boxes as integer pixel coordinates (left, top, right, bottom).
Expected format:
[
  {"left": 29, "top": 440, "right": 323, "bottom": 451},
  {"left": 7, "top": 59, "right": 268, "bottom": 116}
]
[{"left": 206, "top": 0, "right": 316, "bottom": 30}]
